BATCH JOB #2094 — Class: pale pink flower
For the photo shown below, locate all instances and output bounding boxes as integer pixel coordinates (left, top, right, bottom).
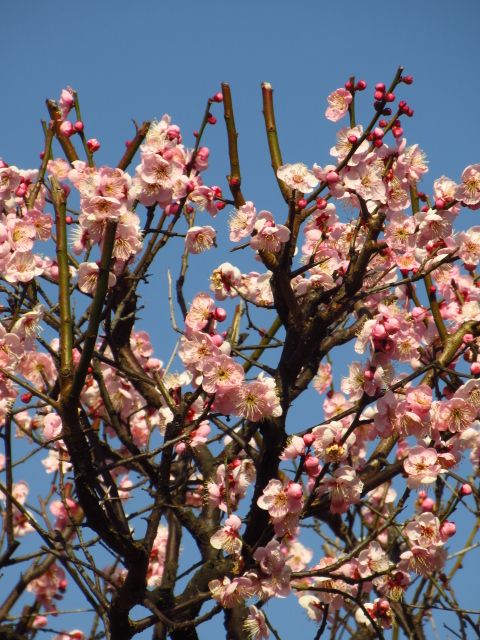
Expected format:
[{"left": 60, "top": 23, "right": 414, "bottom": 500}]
[
  {"left": 312, "top": 421, "right": 356, "bottom": 463},
  {"left": 396, "top": 143, "right": 428, "bottom": 182},
  {"left": 208, "top": 575, "right": 256, "bottom": 608},
  {"left": 404, "top": 512, "right": 442, "bottom": 548},
  {"left": 77, "top": 262, "right": 116, "bottom": 295},
  {"left": 283, "top": 539, "right": 313, "bottom": 572},
  {"left": 4, "top": 252, "right": 43, "bottom": 283},
  {"left": 321, "top": 465, "right": 363, "bottom": 513},
  {"left": 49, "top": 498, "right": 81, "bottom": 530},
  {"left": 26, "top": 562, "right": 67, "bottom": 609},
  {"left": 313, "top": 362, "right": 332, "bottom": 395},
  {"left": 209, "top": 262, "right": 242, "bottom": 300},
  {"left": 47, "top": 158, "right": 70, "bottom": 180},
  {"left": 357, "top": 541, "right": 392, "bottom": 579},
  {"left": 404, "top": 446, "right": 441, "bottom": 488},
  {"left": 276, "top": 163, "right": 319, "bottom": 193},
  {"left": 243, "top": 605, "right": 270, "bottom": 640},
  {"left": 355, "top": 599, "right": 393, "bottom": 630},
  {"left": 178, "top": 331, "right": 221, "bottom": 375},
  {"left": 250, "top": 211, "right": 290, "bottom": 253},
  {"left": 229, "top": 201, "right": 256, "bottom": 241},
  {"left": 185, "top": 292, "right": 215, "bottom": 331},
  {"left": 53, "top": 632, "right": 84, "bottom": 640},
  {"left": 253, "top": 539, "right": 292, "bottom": 597},
  {"left": 185, "top": 225, "right": 216, "bottom": 253},
  {"left": 433, "top": 397, "right": 477, "bottom": 434},
  {"left": 330, "top": 126, "right": 369, "bottom": 164},
  {"left": 325, "top": 88, "right": 352, "bottom": 122},
  {"left": 7, "top": 216, "right": 36, "bottom": 252},
  {"left": 232, "top": 378, "right": 282, "bottom": 421},
  {"left": 210, "top": 514, "right": 243, "bottom": 554},
  {"left": 202, "top": 354, "right": 244, "bottom": 394},
  {"left": 280, "top": 435, "right": 306, "bottom": 460},
  {"left": 257, "top": 479, "right": 303, "bottom": 519},
  {"left": 456, "top": 163, "right": 480, "bottom": 207},
  {"left": 146, "top": 526, "right": 169, "bottom": 587}
]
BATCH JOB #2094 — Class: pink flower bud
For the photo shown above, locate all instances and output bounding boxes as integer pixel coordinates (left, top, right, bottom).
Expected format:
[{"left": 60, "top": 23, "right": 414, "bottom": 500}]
[
  {"left": 463, "top": 333, "right": 475, "bottom": 344},
  {"left": 297, "top": 198, "right": 307, "bottom": 209},
  {"left": 165, "top": 203, "right": 179, "bottom": 216},
  {"left": 214, "top": 307, "right": 227, "bottom": 322},
  {"left": 392, "top": 126, "right": 404, "bottom": 138},
  {"left": 421, "top": 497, "right": 435, "bottom": 512},
  {"left": 175, "top": 442, "right": 187, "bottom": 455},
  {"left": 372, "top": 323, "right": 387, "bottom": 339},
  {"left": 385, "top": 92, "right": 395, "bottom": 102},
  {"left": 374, "top": 90, "right": 385, "bottom": 101},
  {"left": 303, "top": 433, "right": 315, "bottom": 446},
  {"left": 384, "top": 317, "right": 400, "bottom": 335},
  {"left": 212, "top": 92, "right": 223, "bottom": 103},
  {"left": 364, "top": 368, "right": 375, "bottom": 381},
  {"left": 326, "top": 171, "right": 339, "bottom": 185},
  {"left": 460, "top": 483, "right": 472, "bottom": 496},
  {"left": 470, "top": 362, "right": 480, "bottom": 375},
  {"left": 375, "top": 83, "right": 386, "bottom": 92},
  {"left": 435, "top": 198, "right": 445, "bottom": 210},
  {"left": 356, "top": 80, "right": 367, "bottom": 91},
  {"left": 59, "top": 121, "right": 74, "bottom": 137},
  {"left": 316, "top": 198, "right": 327, "bottom": 210},
  {"left": 210, "top": 334, "right": 224, "bottom": 347},
  {"left": 87, "top": 138, "right": 100, "bottom": 152},
  {"left": 304, "top": 455, "right": 321, "bottom": 477},
  {"left": 32, "top": 616, "right": 48, "bottom": 629},
  {"left": 347, "top": 134, "right": 358, "bottom": 144},
  {"left": 207, "top": 114, "right": 217, "bottom": 125},
  {"left": 286, "top": 482, "right": 303, "bottom": 500},
  {"left": 73, "top": 120, "right": 84, "bottom": 133},
  {"left": 440, "top": 520, "right": 456, "bottom": 540}
]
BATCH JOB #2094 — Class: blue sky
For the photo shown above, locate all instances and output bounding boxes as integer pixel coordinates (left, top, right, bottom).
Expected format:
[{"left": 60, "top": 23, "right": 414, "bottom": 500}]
[{"left": 2, "top": 1, "right": 480, "bottom": 638}]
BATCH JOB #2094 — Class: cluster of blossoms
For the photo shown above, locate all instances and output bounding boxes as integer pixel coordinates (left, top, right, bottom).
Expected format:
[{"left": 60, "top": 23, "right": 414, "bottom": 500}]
[{"left": 1, "top": 75, "right": 480, "bottom": 640}]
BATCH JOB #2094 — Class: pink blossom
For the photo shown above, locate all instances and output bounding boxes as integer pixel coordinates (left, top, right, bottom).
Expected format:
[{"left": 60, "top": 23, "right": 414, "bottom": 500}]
[
  {"left": 26, "top": 562, "right": 67, "bottom": 609},
  {"left": 404, "top": 446, "right": 441, "bottom": 488},
  {"left": 243, "top": 605, "right": 270, "bottom": 640},
  {"left": 456, "top": 163, "right": 480, "bottom": 207},
  {"left": 325, "top": 88, "right": 352, "bottom": 122},
  {"left": 185, "top": 225, "right": 216, "bottom": 253},
  {"left": 257, "top": 479, "right": 303, "bottom": 519},
  {"left": 321, "top": 465, "right": 363, "bottom": 513},
  {"left": 210, "top": 514, "right": 243, "bottom": 554},
  {"left": 276, "top": 163, "right": 319, "bottom": 193},
  {"left": 280, "top": 435, "right": 306, "bottom": 460},
  {"left": 185, "top": 292, "right": 215, "bottom": 331},
  {"left": 208, "top": 575, "right": 256, "bottom": 608},
  {"left": 77, "top": 262, "right": 116, "bottom": 295},
  {"left": 202, "top": 354, "right": 244, "bottom": 394},
  {"left": 231, "top": 377, "right": 282, "bottom": 421},
  {"left": 250, "top": 211, "right": 290, "bottom": 253},
  {"left": 313, "top": 362, "right": 332, "bottom": 395},
  {"left": 209, "top": 262, "right": 242, "bottom": 300},
  {"left": 229, "top": 201, "right": 256, "bottom": 241},
  {"left": 312, "top": 421, "right": 356, "bottom": 463}
]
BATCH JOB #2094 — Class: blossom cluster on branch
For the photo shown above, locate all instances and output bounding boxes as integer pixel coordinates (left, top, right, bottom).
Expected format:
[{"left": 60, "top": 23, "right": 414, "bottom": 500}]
[{"left": 0, "top": 69, "right": 479, "bottom": 640}]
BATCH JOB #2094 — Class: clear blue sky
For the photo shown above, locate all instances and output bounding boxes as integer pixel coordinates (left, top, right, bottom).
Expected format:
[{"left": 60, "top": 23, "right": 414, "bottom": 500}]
[{"left": 2, "top": 1, "right": 480, "bottom": 638}]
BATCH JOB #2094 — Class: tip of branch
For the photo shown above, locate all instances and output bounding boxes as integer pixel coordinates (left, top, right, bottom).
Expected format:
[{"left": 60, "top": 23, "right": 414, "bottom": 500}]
[{"left": 262, "top": 82, "right": 272, "bottom": 90}]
